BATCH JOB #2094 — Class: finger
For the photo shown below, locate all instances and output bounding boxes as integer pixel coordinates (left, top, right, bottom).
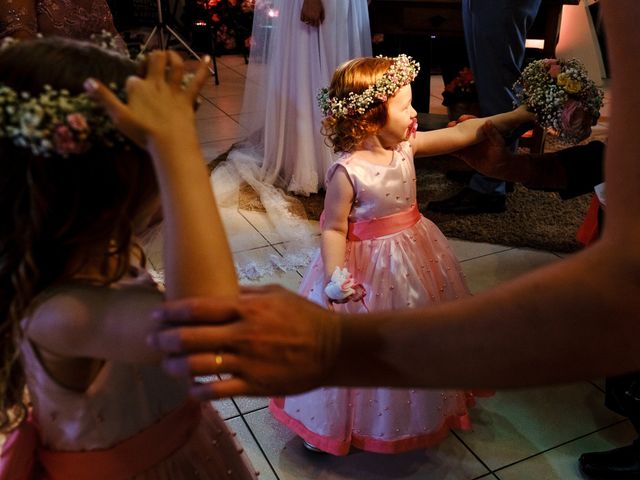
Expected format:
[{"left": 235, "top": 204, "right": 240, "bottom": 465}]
[
  {"left": 184, "top": 55, "right": 211, "bottom": 101},
  {"left": 166, "top": 50, "right": 185, "bottom": 89},
  {"left": 189, "top": 377, "right": 252, "bottom": 400},
  {"left": 163, "top": 352, "right": 241, "bottom": 377},
  {"left": 84, "top": 78, "right": 131, "bottom": 130},
  {"left": 146, "top": 50, "right": 168, "bottom": 81},
  {"left": 149, "top": 324, "right": 236, "bottom": 353},
  {"left": 482, "top": 120, "right": 506, "bottom": 145},
  {"left": 154, "top": 296, "right": 240, "bottom": 324}
]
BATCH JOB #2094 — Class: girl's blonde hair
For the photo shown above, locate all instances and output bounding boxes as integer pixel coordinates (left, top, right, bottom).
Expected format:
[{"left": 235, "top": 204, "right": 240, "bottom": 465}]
[{"left": 321, "top": 57, "right": 395, "bottom": 153}]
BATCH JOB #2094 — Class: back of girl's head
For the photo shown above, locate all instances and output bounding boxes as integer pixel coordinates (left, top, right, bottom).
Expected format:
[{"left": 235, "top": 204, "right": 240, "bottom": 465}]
[
  {"left": 0, "top": 37, "right": 159, "bottom": 432},
  {"left": 321, "top": 56, "right": 394, "bottom": 153}
]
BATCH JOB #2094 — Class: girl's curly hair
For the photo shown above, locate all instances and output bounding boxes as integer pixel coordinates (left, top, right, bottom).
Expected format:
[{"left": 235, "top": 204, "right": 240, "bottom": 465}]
[
  {"left": 0, "top": 37, "right": 159, "bottom": 433},
  {"left": 321, "top": 57, "right": 395, "bottom": 153}
]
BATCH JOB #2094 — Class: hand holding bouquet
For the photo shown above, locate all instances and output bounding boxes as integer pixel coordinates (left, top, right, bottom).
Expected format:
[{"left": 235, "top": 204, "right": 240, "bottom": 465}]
[
  {"left": 514, "top": 58, "right": 604, "bottom": 144},
  {"left": 324, "top": 267, "right": 366, "bottom": 305}
]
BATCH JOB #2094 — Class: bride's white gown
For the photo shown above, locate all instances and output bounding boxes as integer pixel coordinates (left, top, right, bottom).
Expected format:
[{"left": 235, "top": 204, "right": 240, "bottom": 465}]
[{"left": 213, "top": 0, "right": 371, "bottom": 278}]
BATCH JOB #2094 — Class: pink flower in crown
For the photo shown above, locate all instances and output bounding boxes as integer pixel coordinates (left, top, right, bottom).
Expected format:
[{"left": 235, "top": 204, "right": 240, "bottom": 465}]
[
  {"left": 53, "top": 125, "right": 87, "bottom": 155},
  {"left": 560, "top": 99, "right": 593, "bottom": 143},
  {"left": 66, "top": 113, "right": 89, "bottom": 132}
]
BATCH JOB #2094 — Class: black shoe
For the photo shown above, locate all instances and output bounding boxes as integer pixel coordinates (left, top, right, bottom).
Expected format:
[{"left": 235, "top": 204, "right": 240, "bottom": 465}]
[
  {"left": 579, "top": 442, "right": 640, "bottom": 479},
  {"left": 427, "top": 187, "right": 506, "bottom": 214}
]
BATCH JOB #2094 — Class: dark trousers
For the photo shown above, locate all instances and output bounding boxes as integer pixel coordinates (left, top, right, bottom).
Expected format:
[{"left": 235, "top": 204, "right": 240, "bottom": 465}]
[
  {"left": 606, "top": 374, "right": 640, "bottom": 434},
  {"left": 462, "top": 0, "right": 541, "bottom": 195}
]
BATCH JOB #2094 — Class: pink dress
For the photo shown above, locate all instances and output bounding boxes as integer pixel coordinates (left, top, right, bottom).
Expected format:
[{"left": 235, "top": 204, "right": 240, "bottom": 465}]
[
  {"left": 270, "top": 141, "right": 486, "bottom": 456},
  {"left": 9, "top": 271, "right": 257, "bottom": 480}
]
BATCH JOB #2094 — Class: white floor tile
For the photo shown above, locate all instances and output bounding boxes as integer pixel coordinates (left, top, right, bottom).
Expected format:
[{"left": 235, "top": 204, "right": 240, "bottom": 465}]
[
  {"left": 495, "top": 421, "right": 636, "bottom": 480},
  {"left": 200, "top": 70, "right": 247, "bottom": 99},
  {"left": 218, "top": 54, "right": 250, "bottom": 68},
  {"left": 218, "top": 207, "right": 270, "bottom": 252},
  {"left": 200, "top": 138, "right": 240, "bottom": 163},
  {"left": 226, "top": 416, "right": 278, "bottom": 480},
  {"left": 457, "top": 383, "right": 624, "bottom": 470},
  {"left": 239, "top": 209, "right": 321, "bottom": 245},
  {"left": 211, "top": 397, "right": 241, "bottom": 421},
  {"left": 449, "top": 239, "right": 513, "bottom": 262},
  {"left": 234, "top": 396, "right": 270, "bottom": 415},
  {"left": 196, "top": 115, "right": 243, "bottom": 143},
  {"left": 209, "top": 94, "right": 247, "bottom": 116},
  {"left": 195, "top": 98, "right": 228, "bottom": 120},
  {"left": 243, "top": 408, "right": 491, "bottom": 480},
  {"left": 460, "top": 247, "right": 561, "bottom": 294}
]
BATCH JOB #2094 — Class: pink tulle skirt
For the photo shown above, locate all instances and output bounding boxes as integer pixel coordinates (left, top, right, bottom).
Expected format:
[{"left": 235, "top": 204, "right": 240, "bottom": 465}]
[{"left": 270, "top": 216, "right": 490, "bottom": 455}]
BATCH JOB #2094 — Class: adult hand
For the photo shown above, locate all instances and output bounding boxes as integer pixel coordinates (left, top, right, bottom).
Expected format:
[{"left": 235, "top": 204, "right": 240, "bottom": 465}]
[
  {"left": 148, "top": 285, "right": 342, "bottom": 399},
  {"left": 84, "top": 50, "right": 210, "bottom": 152},
  {"left": 451, "top": 120, "right": 516, "bottom": 180},
  {"left": 300, "top": 0, "right": 325, "bottom": 27}
]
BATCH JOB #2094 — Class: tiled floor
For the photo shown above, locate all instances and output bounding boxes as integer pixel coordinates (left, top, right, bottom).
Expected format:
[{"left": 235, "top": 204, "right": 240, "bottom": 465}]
[{"left": 140, "top": 55, "right": 628, "bottom": 479}]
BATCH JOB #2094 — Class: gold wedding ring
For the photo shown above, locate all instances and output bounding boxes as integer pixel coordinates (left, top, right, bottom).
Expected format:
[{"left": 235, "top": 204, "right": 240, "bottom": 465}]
[{"left": 214, "top": 354, "right": 223, "bottom": 366}]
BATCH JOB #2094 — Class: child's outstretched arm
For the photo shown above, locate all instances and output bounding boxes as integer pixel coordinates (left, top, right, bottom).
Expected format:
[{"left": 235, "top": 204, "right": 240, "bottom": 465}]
[
  {"left": 411, "top": 105, "right": 535, "bottom": 157},
  {"left": 87, "top": 51, "right": 238, "bottom": 301},
  {"left": 321, "top": 166, "right": 353, "bottom": 289}
]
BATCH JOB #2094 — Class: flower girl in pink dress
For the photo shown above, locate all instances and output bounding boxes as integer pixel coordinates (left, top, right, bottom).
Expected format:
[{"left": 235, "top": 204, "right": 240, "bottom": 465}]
[
  {"left": 269, "top": 54, "right": 535, "bottom": 456},
  {"left": 0, "top": 38, "right": 255, "bottom": 479}
]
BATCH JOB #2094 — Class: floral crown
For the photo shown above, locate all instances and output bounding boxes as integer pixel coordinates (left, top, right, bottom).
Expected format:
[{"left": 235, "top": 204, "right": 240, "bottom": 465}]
[
  {"left": 0, "top": 35, "right": 132, "bottom": 157},
  {"left": 318, "top": 54, "right": 420, "bottom": 119}
]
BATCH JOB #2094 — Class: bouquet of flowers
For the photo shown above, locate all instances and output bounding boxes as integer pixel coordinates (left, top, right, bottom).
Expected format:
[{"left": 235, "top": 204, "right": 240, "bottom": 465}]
[{"left": 514, "top": 58, "right": 604, "bottom": 144}]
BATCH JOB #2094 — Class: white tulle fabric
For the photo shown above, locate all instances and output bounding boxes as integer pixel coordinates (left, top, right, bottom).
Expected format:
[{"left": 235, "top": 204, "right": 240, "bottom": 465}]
[{"left": 211, "top": 0, "right": 371, "bottom": 280}]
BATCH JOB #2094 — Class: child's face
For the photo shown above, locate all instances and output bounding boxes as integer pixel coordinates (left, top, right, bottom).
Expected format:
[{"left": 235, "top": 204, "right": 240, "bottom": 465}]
[{"left": 377, "top": 85, "right": 418, "bottom": 147}]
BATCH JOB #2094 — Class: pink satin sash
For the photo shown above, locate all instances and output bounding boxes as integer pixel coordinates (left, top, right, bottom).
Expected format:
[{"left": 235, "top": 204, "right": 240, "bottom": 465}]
[
  {"left": 321, "top": 205, "right": 421, "bottom": 241},
  {"left": 0, "top": 400, "right": 201, "bottom": 480}
]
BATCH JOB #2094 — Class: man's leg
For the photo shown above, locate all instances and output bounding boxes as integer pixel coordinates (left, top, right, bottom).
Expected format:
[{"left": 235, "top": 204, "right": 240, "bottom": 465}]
[{"left": 428, "top": 0, "right": 541, "bottom": 214}]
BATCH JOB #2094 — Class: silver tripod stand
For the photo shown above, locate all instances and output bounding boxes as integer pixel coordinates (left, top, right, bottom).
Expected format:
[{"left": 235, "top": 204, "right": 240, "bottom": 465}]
[{"left": 140, "top": 0, "right": 219, "bottom": 85}]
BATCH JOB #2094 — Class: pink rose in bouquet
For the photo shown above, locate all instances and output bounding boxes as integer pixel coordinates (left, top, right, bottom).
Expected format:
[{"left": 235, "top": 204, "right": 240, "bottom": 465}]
[{"left": 560, "top": 99, "right": 594, "bottom": 143}]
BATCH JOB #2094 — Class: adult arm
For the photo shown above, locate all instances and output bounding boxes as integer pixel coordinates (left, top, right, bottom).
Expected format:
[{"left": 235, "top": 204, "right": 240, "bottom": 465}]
[{"left": 88, "top": 52, "right": 238, "bottom": 301}]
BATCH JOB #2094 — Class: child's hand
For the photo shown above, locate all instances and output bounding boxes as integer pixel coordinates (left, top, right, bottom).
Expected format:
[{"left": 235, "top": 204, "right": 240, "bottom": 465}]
[
  {"left": 83, "top": 51, "right": 210, "bottom": 153},
  {"left": 324, "top": 267, "right": 367, "bottom": 304}
]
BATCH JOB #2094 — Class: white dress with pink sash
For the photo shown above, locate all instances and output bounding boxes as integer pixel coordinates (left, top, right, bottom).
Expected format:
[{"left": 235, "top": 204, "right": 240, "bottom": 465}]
[{"left": 270, "top": 141, "right": 489, "bottom": 455}]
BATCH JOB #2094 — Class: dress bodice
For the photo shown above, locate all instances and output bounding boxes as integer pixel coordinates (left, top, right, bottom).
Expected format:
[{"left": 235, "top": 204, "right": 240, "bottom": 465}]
[
  {"left": 1, "top": 0, "right": 123, "bottom": 48},
  {"left": 328, "top": 141, "right": 418, "bottom": 223},
  {"left": 20, "top": 271, "right": 188, "bottom": 452}
]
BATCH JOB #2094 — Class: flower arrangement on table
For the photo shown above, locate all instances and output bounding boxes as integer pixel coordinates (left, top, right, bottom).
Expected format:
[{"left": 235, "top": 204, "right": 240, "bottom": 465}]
[
  {"left": 442, "top": 67, "right": 477, "bottom": 106},
  {"left": 441, "top": 67, "right": 480, "bottom": 121},
  {"left": 514, "top": 58, "right": 604, "bottom": 144},
  {"left": 191, "top": 0, "right": 255, "bottom": 53}
]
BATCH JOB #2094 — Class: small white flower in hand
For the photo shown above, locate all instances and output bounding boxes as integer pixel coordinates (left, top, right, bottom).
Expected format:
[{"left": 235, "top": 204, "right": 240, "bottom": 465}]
[{"left": 324, "top": 267, "right": 366, "bottom": 304}]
